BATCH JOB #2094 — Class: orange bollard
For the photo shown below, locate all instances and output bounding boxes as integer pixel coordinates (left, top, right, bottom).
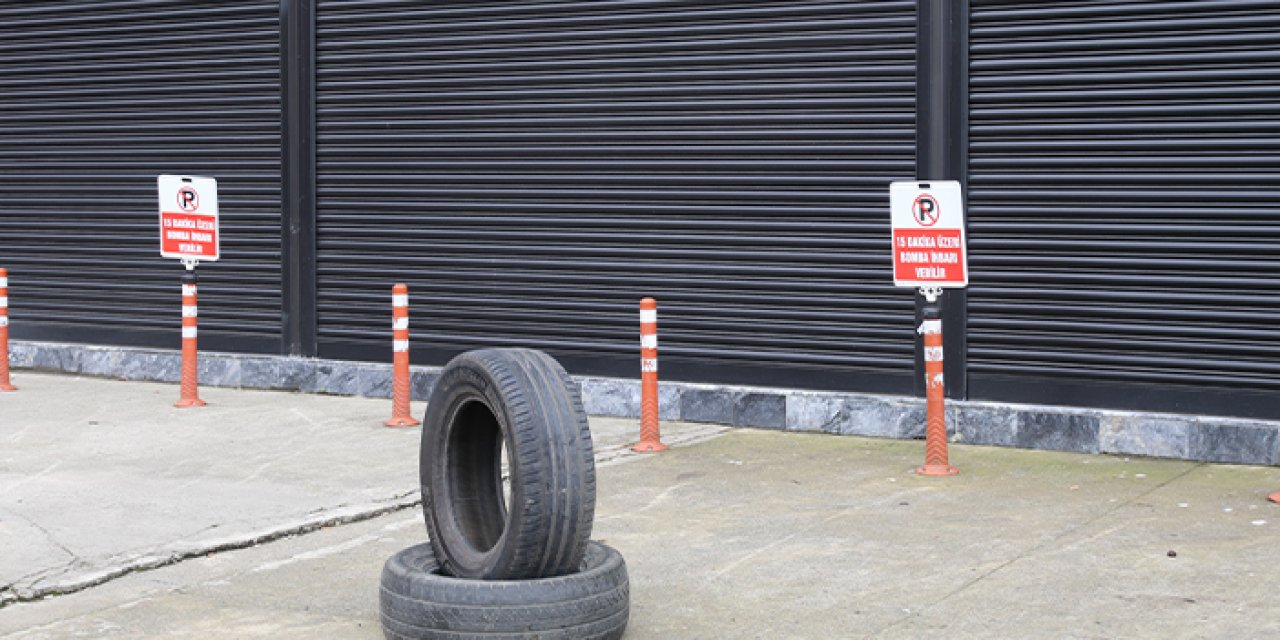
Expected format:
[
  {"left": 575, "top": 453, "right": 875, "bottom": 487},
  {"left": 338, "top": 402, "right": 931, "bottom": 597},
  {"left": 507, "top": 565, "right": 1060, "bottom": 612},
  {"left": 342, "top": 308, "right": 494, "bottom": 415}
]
[
  {"left": 0, "top": 268, "right": 16, "bottom": 392},
  {"left": 1269, "top": 489, "right": 1280, "bottom": 505},
  {"left": 175, "top": 271, "right": 206, "bottom": 408},
  {"left": 915, "top": 292, "right": 957, "bottom": 476},
  {"left": 632, "top": 297, "right": 667, "bottom": 453},
  {"left": 384, "top": 283, "right": 419, "bottom": 427}
]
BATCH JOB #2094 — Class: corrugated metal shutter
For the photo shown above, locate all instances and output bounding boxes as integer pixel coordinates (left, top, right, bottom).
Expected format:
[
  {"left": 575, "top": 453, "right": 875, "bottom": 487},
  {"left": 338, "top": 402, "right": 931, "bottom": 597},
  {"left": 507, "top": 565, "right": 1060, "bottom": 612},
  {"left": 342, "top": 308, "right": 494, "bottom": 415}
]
[
  {"left": 968, "top": 0, "right": 1280, "bottom": 418},
  {"left": 314, "top": 1, "right": 917, "bottom": 392},
  {"left": 0, "top": 0, "right": 282, "bottom": 353}
]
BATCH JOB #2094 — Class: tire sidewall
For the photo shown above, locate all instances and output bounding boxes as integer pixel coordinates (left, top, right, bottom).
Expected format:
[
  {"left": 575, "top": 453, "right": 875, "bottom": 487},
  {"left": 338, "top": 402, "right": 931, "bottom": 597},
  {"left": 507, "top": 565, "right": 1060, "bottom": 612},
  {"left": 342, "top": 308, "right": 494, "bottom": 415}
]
[
  {"left": 421, "top": 353, "right": 524, "bottom": 578},
  {"left": 380, "top": 541, "right": 629, "bottom": 639}
]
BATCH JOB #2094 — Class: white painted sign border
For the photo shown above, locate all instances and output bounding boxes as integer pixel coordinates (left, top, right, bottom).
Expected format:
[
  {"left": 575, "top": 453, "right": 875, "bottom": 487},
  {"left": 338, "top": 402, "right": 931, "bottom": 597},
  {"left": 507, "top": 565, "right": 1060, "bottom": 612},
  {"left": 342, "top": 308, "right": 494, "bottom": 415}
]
[
  {"left": 890, "top": 180, "right": 968, "bottom": 288},
  {"left": 158, "top": 174, "right": 221, "bottom": 263}
]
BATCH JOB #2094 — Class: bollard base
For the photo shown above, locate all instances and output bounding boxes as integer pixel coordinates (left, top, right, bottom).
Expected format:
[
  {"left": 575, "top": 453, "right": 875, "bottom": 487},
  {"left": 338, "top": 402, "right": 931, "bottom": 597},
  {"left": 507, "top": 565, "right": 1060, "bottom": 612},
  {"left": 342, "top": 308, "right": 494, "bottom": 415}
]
[
  {"left": 0, "top": 383, "right": 15, "bottom": 392},
  {"left": 384, "top": 416, "right": 420, "bottom": 428},
  {"left": 631, "top": 440, "right": 668, "bottom": 454},
  {"left": 1269, "top": 490, "right": 1280, "bottom": 504},
  {"left": 915, "top": 464, "right": 959, "bottom": 477},
  {"left": 174, "top": 398, "right": 207, "bottom": 408}
]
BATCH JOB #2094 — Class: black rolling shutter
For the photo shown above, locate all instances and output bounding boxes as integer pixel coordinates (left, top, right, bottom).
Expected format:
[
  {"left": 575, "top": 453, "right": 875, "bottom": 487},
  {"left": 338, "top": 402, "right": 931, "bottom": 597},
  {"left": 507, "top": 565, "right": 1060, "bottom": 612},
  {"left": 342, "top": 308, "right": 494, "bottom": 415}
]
[
  {"left": 0, "top": 1, "right": 282, "bottom": 353},
  {"left": 314, "top": 1, "right": 917, "bottom": 392},
  {"left": 968, "top": 1, "right": 1280, "bottom": 418}
]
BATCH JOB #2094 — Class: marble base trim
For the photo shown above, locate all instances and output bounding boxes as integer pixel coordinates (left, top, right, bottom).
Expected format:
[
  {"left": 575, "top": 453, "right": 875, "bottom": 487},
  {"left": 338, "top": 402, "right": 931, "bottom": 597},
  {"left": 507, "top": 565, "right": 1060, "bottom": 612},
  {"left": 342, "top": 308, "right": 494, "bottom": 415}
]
[{"left": 11, "top": 341, "right": 1278, "bottom": 466}]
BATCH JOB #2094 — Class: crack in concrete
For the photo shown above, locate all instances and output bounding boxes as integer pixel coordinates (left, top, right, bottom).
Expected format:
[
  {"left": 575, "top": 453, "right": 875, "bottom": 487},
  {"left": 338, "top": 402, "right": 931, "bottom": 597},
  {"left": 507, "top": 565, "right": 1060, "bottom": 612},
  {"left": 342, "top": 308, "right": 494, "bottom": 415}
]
[
  {"left": 863, "top": 462, "right": 1207, "bottom": 639},
  {"left": 7, "top": 510, "right": 79, "bottom": 565},
  {"left": 0, "top": 425, "right": 731, "bottom": 610},
  {"left": 0, "top": 491, "right": 422, "bottom": 609}
]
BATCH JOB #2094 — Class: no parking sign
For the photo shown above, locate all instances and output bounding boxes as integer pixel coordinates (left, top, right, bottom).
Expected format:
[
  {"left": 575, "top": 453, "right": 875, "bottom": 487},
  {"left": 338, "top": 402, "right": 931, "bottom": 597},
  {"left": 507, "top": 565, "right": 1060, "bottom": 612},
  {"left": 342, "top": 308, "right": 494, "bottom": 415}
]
[
  {"left": 890, "top": 181, "right": 967, "bottom": 288},
  {"left": 158, "top": 174, "right": 220, "bottom": 263}
]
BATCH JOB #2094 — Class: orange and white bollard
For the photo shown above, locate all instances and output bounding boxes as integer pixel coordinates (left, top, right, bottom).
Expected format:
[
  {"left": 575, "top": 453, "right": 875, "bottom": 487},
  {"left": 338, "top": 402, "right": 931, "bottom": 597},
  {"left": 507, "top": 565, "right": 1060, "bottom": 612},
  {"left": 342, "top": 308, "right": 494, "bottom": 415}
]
[
  {"left": 175, "top": 271, "right": 206, "bottom": 408},
  {"left": 632, "top": 297, "right": 667, "bottom": 453},
  {"left": 916, "top": 290, "right": 957, "bottom": 476},
  {"left": 0, "top": 267, "right": 16, "bottom": 392},
  {"left": 384, "top": 283, "right": 419, "bottom": 427}
]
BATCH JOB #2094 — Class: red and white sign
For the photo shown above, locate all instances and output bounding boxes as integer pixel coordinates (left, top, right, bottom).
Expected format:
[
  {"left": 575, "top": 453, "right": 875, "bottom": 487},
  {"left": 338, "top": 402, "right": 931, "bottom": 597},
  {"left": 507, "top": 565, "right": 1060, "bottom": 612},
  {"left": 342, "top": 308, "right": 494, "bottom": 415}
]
[
  {"left": 158, "top": 174, "right": 220, "bottom": 262},
  {"left": 890, "top": 180, "right": 967, "bottom": 288}
]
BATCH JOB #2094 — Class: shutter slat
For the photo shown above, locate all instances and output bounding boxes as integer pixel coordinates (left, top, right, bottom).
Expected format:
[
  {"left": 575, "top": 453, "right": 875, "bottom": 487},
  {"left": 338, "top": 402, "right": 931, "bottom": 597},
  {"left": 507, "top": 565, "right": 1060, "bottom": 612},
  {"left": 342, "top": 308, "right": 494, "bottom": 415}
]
[
  {"left": 0, "top": 1, "right": 281, "bottom": 344},
  {"left": 968, "top": 0, "right": 1280, "bottom": 401},
  {"left": 315, "top": 1, "right": 916, "bottom": 388}
]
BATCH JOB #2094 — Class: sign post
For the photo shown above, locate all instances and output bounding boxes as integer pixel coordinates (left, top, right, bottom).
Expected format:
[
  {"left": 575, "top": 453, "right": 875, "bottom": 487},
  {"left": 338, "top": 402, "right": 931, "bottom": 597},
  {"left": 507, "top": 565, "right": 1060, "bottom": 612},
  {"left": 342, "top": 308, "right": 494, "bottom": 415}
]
[
  {"left": 159, "top": 175, "right": 219, "bottom": 408},
  {"left": 0, "top": 267, "right": 15, "bottom": 392},
  {"left": 890, "top": 181, "right": 968, "bottom": 476}
]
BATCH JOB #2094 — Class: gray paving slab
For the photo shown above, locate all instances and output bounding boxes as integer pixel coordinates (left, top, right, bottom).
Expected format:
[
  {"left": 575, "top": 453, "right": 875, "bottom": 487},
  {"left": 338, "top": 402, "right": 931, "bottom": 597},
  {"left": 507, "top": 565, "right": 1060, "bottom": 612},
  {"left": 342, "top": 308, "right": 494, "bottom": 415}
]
[
  {"left": 0, "top": 372, "right": 721, "bottom": 607},
  {"left": 0, "top": 373, "right": 423, "bottom": 605},
  {"left": 0, "top": 437, "right": 723, "bottom": 639}
]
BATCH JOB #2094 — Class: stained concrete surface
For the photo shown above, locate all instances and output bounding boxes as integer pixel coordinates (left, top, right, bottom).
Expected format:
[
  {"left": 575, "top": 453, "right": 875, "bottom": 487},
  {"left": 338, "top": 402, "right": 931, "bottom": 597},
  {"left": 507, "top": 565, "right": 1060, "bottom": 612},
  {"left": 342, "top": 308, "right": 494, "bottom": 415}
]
[
  {"left": 2, "top": 373, "right": 1280, "bottom": 638},
  {"left": 0, "top": 373, "right": 423, "bottom": 605},
  {"left": 0, "top": 373, "right": 722, "bottom": 607}
]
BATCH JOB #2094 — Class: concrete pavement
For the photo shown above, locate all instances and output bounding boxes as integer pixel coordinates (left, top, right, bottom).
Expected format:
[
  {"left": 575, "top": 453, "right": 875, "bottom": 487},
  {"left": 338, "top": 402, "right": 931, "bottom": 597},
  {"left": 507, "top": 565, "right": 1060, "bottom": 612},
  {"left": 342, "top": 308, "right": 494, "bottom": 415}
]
[
  {"left": 1, "top": 373, "right": 420, "bottom": 605},
  {"left": 0, "top": 372, "right": 723, "bottom": 606},
  {"left": 2, "top": 372, "right": 1280, "bottom": 638}
]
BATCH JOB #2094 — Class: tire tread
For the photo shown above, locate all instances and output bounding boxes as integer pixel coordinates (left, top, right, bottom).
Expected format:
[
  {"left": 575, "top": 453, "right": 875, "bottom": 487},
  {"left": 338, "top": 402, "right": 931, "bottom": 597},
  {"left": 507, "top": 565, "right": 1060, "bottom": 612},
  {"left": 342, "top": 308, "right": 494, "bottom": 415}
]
[
  {"left": 379, "top": 541, "right": 628, "bottom": 640},
  {"left": 422, "top": 348, "right": 597, "bottom": 580}
]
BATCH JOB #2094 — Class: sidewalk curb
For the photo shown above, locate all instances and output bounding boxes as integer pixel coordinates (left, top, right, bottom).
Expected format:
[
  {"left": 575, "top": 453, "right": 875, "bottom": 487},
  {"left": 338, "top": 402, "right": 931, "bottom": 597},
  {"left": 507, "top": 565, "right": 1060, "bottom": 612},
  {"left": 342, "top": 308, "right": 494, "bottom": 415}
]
[{"left": 10, "top": 340, "right": 1279, "bottom": 467}]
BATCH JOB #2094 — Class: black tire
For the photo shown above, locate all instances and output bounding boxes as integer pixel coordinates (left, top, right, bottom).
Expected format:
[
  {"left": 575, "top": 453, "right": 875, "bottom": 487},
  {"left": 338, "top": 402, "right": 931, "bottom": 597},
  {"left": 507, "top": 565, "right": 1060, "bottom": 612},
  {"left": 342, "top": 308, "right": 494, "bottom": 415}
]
[
  {"left": 421, "top": 348, "right": 596, "bottom": 580},
  {"left": 379, "top": 541, "right": 629, "bottom": 640}
]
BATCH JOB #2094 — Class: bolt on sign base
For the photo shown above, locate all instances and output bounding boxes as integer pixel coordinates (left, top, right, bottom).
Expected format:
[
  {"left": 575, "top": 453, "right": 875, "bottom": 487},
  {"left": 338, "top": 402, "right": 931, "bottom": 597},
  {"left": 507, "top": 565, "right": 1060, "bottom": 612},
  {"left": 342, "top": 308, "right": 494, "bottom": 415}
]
[
  {"left": 631, "top": 441, "right": 668, "bottom": 454},
  {"left": 174, "top": 398, "right": 207, "bottom": 409},
  {"left": 915, "top": 464, "right": 959, "bottom": 477},
  {"left": 384, "top": 416, "right": 420, "bottom": 428},
  {"left": 1269, "top": 490, "right": 1280, "bottom": 504}
]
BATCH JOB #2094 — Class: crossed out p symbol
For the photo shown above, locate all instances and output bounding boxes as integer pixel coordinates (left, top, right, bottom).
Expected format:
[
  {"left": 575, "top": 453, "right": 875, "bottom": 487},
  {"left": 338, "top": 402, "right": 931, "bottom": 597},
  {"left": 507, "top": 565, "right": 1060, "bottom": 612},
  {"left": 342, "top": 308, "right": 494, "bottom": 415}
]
[
  {"left": 177, "top": 186, "right": 199, "bottom": 212},
  {"left": 912, "top": 195, "right": 939, "bottom": 226}
]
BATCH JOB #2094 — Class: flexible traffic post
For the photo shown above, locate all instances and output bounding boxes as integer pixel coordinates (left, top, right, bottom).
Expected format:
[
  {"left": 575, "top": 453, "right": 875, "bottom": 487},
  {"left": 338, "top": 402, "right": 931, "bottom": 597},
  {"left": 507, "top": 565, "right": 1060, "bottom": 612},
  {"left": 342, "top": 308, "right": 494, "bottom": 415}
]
[
  {"left": 916, "top": 292, "right": 957, "bottom": 476},
  {"left": 175, "top": 271, "right": 206, "bottom": 408},
  {"left": 0, "top": 268, "right": 15, "bottom": 392},
  {"left": 632, "top": 297, "right": 667, "bottom": 453},
  {"left": 385, "top": 283, "right": 419, "bottom": 427}
]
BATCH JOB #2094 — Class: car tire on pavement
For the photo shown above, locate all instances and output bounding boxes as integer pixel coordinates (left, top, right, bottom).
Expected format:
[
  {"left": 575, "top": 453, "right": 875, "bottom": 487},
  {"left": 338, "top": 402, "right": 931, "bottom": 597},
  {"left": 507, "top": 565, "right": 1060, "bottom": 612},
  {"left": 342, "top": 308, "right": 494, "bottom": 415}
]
[
  {"left": 421, "top": 348, "right": 597, "bottom": 580},
  {"left": 379, "top": 541, "right": 629, "bottom": 640}
]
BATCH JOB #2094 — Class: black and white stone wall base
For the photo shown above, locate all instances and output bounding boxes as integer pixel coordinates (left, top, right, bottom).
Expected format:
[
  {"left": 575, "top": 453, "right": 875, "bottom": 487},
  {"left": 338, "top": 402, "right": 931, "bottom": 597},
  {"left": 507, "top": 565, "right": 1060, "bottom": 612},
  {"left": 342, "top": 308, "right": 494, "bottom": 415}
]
[{"left": 10, "top": 341, "right": 1278, "bottom": 466}]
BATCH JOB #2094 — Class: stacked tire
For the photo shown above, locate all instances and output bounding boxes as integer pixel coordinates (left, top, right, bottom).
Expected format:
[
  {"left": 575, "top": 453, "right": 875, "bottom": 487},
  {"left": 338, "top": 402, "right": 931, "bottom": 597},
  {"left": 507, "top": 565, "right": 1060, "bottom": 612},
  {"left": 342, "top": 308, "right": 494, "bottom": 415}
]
[{"left": 380, "top": 348, "right": 630, "bottom": 639}]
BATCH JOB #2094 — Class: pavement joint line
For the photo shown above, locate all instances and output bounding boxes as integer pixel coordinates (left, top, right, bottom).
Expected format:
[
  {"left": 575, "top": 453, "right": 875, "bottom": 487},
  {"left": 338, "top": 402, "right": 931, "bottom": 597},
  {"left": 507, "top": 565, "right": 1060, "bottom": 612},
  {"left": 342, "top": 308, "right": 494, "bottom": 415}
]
[
  {"left": 594, "top": 425, "right": 732, "bottom": 468},
  {"left": 0, "top": 423, "right": 732, "bottom": 610},
  {"left": 862, "top": 461, "right": 1208, "bottom": 639}
]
